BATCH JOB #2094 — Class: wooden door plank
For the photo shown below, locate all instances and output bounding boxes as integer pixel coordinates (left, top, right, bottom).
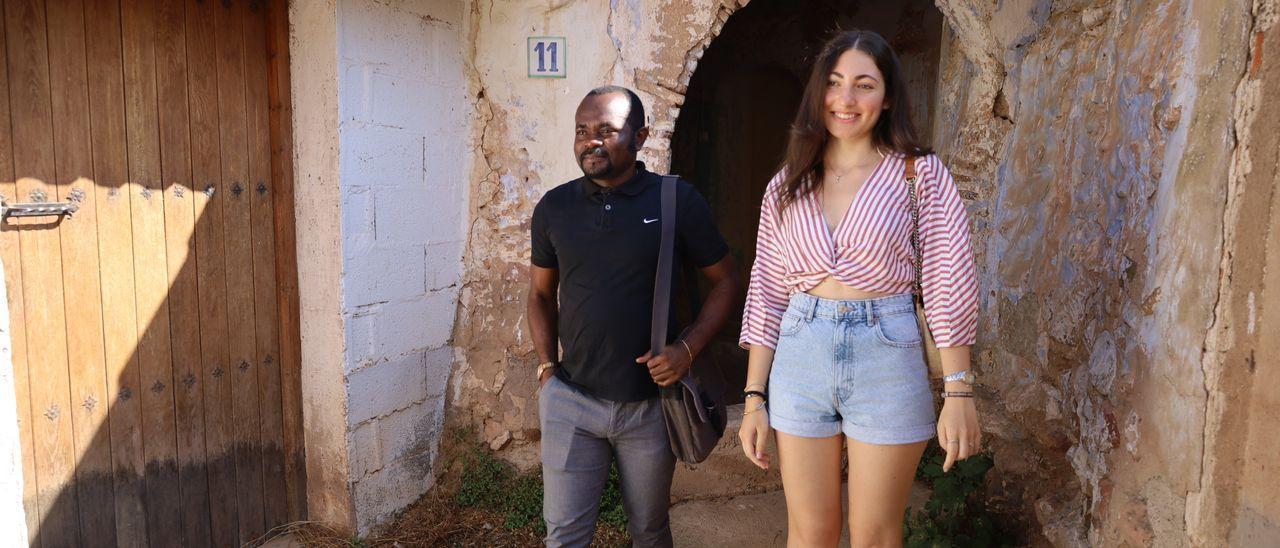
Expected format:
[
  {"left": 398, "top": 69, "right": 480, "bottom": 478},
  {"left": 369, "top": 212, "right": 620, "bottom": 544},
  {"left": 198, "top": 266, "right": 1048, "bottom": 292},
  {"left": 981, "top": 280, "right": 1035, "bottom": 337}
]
[
  {"left": 43, "top": 0, "right": 116, "bottom": 543},
  {"left": 0, "top": 4, "right": 41, "bottom": 540},
  {"left": 265, "top": 0, "right": 306, "bottom": 521},
  {"left": 242, "top": 0, "right": 287, "bottom": 530},
  {"left": 215, "top": 0, "right": 266, "bottom": 541},
  {"left": 155, "top": 0, "right": 212, "bottom": 544},
  {"left": 120, "top": 0, "right": 185, "bottom": 543},
  {"left": 2, "top": 0, "right": 79, "bottom": 544},
  {"left": 83, "top": 0, "right": 147, "bottom": 542},
  {"left": 184, "top": 0, "right": 238, "bottom": 542}
]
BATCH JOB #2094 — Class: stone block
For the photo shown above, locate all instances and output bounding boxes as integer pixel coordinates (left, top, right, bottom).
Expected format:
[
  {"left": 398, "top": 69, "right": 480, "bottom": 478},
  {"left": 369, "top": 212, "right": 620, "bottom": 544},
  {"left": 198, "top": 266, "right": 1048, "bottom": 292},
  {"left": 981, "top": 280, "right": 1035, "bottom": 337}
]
[
  {"left": 374, "top": 186, "right": 436, "bottom": 244},
  {"left": 348, "top": 420, "right": 382, "bottom": 479},
  {"left": 339, "top": 124, "right": 424, "bottom": 187},
  {"left": 343, "top": 243, "right": 429, "bottom": 307},
  {"left": 368, "top": 69, "right": 432, "bottom": 131},
  {"left": 339, "top": 0, "right": 431, "bottom": 79},
  {"left": 341, "top": 185, "right": 375, "bottom": 251},
  {"left": 377, "top": 398, "right": 444, "bottom": 464},
  {"left": 352, "top": 449, "right": 436, "bottom": 534},
  {"left": 346, "top": 350, "right": 430, "bottom": 424},
  {"left": 424, "top": 239, "right": 464, "bottom": 291}
]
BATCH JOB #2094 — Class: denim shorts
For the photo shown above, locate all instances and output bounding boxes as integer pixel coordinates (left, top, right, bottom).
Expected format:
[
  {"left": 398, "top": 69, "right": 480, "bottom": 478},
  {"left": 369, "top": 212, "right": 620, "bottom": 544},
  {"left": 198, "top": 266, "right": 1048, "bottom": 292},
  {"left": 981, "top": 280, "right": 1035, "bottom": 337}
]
[{"left": 768, "top": 292, "right": 936, "bottom": 444}]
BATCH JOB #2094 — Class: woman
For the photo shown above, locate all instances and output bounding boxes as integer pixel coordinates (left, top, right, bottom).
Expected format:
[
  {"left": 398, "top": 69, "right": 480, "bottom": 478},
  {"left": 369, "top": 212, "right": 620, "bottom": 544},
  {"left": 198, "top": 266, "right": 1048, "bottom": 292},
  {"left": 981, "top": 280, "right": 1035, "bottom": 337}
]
[{"left": 738, "top": 30, "right": 981, "bottom": 547}]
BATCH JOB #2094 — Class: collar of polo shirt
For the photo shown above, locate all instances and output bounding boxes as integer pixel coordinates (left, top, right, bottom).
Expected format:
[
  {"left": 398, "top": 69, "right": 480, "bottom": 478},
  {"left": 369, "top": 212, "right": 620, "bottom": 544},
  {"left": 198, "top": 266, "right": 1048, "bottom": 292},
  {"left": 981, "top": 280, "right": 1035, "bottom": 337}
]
[{"left": 581, "top": 161, "right": 652, "bottom": 197}]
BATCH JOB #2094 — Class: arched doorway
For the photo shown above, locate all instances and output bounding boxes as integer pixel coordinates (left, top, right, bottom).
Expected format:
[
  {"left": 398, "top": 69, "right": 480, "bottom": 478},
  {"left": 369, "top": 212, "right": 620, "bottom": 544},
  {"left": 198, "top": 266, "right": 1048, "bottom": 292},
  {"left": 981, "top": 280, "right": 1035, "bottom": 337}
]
[{"left": 670, "top": 0, "right": 946, "bottom": 401}]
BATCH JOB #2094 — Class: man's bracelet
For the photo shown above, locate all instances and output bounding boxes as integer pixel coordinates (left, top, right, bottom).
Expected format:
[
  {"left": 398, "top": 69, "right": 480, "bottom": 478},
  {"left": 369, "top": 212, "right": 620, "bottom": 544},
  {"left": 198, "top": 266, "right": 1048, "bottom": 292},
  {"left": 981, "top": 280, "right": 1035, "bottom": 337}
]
[
  {"left": 536, "top": 361, "right": 558, "bottom": 382},
  {"left": 677, "top": 339, "right": 694, "bottom": 360}
]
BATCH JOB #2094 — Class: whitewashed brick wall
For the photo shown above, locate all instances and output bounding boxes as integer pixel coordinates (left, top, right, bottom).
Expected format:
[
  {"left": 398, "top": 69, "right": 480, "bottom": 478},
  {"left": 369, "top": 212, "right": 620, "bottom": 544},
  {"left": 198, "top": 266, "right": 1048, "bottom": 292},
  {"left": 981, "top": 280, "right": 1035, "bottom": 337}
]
[{"left": 336, "top": 0, "right": 469, "bottom": 532}]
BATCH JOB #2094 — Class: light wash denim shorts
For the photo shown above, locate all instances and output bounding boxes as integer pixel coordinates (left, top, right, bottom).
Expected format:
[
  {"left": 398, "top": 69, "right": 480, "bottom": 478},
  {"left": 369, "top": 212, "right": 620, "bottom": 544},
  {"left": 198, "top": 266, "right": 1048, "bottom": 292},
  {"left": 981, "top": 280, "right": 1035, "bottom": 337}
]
[{"left": 768, "top": 292, "right": 936, "bottom": 444}]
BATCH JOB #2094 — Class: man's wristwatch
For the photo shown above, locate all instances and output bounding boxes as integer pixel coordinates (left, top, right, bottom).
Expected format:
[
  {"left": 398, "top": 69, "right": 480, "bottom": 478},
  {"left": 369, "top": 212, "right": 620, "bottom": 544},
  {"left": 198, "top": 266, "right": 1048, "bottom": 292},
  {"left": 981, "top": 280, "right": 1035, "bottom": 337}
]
[
  {"left": 942, "top": 369, "right": 977, "bottom": 386},
  {"left": 536, "top": 361, "right": 558, "bottom": 382}
]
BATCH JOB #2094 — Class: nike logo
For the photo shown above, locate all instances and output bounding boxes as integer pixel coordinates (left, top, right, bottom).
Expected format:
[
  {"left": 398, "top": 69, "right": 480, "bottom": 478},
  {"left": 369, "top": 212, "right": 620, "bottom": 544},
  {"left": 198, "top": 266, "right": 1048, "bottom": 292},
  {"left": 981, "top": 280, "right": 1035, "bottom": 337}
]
[{"left": 644, "top": 218, "right": 659, "bottom": 224}]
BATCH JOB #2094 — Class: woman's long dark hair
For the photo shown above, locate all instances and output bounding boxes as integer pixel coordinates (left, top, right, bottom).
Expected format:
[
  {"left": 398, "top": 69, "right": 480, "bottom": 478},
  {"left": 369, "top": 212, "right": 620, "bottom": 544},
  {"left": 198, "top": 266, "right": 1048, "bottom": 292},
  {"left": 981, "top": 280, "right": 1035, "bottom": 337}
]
[{"left": 776, "top": 30, "right": 932, "bottom": 212}]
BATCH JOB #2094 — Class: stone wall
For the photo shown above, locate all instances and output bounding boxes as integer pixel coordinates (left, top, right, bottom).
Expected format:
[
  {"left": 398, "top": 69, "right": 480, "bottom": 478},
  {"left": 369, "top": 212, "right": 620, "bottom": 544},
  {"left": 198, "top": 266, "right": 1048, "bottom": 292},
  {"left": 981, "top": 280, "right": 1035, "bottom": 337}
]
[
  {"left": 443, "top": 0, "right": 1273, "bottom": 544},
  {"left": 944, "top": 0, "right": 1252, "bottom": 544}
]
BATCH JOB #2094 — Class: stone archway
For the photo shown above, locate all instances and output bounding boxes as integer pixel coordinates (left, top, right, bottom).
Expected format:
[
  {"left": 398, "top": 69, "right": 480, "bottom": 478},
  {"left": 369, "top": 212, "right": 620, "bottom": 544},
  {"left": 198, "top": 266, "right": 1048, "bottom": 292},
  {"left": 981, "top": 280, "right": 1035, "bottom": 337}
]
[{"left": 639, "top": 0, "right": 952, "bottom": 400}]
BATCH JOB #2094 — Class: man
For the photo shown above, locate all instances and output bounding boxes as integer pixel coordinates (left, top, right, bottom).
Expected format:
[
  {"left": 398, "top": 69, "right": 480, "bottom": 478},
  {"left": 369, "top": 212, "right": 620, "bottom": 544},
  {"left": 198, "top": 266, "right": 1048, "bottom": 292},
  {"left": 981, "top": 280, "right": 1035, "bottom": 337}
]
[{"left": 527, "top": 86, "right": 739, "bottom": 547}]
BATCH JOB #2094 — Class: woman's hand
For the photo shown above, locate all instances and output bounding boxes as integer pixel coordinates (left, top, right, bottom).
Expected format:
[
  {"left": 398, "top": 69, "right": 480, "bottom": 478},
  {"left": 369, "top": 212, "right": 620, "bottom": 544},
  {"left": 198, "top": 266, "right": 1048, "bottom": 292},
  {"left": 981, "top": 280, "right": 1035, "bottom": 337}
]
[
  {"left": 738, "top": 403, "right": 772, "bottom": 470},
  {"left": 937, "top": 396, "right": 980, "bottom": 472}
]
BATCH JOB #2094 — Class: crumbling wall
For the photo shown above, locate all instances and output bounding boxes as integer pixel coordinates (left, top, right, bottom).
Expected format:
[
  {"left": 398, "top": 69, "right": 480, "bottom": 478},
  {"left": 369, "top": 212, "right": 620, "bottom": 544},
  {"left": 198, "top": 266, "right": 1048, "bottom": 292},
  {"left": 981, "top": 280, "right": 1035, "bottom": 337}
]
[
  {"left": 447, "top": 0, "right": 1266, "bottom": 544},
  {"left": 938, "top": 0, "right": 1253, "bottom": 545},
  {"left": 449, "top": 0, "right": 737, "bottom": 470}
]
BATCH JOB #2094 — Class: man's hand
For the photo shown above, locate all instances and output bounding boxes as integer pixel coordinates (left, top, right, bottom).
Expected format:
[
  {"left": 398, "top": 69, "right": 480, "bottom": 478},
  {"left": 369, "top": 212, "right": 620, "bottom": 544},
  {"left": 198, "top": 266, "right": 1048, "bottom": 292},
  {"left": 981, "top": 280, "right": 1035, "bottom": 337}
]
[
  {"left": 635, "top": 344, "right": 692, "bottom": 387},
  {"left": 538, "top": 366, "right": 557, "bottom": 388}
]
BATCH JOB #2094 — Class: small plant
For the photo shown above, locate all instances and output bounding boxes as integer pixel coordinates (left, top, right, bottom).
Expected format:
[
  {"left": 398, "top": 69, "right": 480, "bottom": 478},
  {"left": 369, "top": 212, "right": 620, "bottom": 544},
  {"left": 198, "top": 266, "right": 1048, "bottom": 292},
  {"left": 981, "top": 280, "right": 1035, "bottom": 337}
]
[
  {"left": 598, "top": 466, "right": 629, "bottom": 531},
  {"left": 904, "top": 441, "right": 1009, "bottom": 547},
  {"left": 453, "top": 440, "right": 628, "bottom": 538}
]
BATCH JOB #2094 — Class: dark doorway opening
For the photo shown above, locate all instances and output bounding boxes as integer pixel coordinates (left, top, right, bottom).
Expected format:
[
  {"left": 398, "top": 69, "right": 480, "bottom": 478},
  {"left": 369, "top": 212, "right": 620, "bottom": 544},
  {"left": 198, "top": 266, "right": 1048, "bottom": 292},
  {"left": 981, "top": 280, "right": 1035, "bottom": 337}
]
[{"left": 671, "top": 0, "right": 945, "bottom": 403}]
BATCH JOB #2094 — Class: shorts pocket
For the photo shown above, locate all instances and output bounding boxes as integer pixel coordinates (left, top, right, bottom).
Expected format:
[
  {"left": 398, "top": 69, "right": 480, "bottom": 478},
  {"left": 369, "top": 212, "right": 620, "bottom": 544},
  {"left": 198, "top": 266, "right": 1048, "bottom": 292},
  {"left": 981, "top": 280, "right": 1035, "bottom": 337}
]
[
  {"left": 778, "top": 311, "right": 806, "bottom": 337},
  {"left": 874, "top": 311, "right": 923, "bottom": 348}
]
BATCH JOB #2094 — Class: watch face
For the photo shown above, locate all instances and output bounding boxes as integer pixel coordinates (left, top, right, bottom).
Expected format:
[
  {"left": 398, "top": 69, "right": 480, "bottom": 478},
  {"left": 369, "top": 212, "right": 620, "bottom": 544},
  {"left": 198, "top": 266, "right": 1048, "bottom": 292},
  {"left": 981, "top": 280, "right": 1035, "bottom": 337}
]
[{"left": 962, "top": 371, "right": 977, "bottom": 384}]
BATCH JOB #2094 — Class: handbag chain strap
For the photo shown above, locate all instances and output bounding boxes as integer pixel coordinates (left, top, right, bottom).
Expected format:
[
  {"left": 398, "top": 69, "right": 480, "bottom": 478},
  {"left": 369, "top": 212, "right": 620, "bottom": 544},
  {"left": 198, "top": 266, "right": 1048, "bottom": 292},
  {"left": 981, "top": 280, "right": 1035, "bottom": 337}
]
[{"left": 904, "top": 156, "right": 923, "bottom": 296}]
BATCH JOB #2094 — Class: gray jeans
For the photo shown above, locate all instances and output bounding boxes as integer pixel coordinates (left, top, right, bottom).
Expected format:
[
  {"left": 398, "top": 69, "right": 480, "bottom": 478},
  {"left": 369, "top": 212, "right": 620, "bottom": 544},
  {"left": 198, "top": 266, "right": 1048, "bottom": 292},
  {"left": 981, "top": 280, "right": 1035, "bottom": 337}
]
[{"left": 539, "top": 374, "right": 675, "bottom": 548}]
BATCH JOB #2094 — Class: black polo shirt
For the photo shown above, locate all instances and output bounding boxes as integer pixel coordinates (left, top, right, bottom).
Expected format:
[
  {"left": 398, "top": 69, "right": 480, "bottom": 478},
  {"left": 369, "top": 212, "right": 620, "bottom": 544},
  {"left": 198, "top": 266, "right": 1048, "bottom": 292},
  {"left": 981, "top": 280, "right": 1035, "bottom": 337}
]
[{"left": 531, "top": 162, "right": 728, "bottom": 402}]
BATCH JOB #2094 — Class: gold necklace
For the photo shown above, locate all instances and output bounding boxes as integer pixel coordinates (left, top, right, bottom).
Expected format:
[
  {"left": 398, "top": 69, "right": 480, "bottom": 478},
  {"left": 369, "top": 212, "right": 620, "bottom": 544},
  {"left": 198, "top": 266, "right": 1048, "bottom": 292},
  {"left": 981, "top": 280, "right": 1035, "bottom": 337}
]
[{"left": 828, "top": 149, "right": 886, "bottom": 184}]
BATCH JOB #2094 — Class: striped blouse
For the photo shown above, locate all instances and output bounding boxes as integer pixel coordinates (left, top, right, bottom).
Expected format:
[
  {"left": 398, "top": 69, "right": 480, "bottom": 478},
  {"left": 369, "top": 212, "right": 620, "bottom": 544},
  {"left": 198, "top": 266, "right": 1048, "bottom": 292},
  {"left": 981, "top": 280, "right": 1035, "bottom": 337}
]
[{"left": 740, "top": 153, "right": 978, "bottom": 350}]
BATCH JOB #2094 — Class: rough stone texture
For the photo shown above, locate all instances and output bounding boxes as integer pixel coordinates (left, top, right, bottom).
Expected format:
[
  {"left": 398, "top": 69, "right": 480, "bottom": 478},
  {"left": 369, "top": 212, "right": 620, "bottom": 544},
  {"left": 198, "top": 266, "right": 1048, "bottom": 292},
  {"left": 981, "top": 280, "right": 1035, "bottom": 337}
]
[
  {"left": 441, "top": 0, "right": 1274, "bottom": 544},
  {"left": 1190, "top": 1, "right": 1280, "bottom": 545},
  {"left": 935, "top": 0, "right": 1265, "bottom": 545},
  {"left": 0, "top": 258, "right": 28, "bottom": 545}
]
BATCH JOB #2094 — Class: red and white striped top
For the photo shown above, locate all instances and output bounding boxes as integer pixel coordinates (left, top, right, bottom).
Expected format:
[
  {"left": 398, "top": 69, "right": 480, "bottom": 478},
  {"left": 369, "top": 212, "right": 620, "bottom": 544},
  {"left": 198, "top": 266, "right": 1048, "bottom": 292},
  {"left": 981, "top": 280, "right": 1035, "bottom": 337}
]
[{"left": 740, "top": 153, "right": 978, "bottom": 349}]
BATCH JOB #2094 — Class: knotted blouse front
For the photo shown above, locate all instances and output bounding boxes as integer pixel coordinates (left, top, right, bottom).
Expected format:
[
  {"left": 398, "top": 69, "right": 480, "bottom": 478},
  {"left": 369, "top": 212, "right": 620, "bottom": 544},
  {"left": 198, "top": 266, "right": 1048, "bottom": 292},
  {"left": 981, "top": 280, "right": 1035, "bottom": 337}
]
[{"left": 740, "top": 153, "right": 978, "bottom": 350}]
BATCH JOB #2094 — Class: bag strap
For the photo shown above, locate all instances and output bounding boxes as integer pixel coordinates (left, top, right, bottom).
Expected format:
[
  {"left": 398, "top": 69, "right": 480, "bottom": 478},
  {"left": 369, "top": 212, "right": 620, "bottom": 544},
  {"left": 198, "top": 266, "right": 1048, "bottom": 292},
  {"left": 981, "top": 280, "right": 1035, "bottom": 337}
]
[
  {"left": 650, "top": 175, "right": 679, "bottom": 356},
  {"left": 904, "top": 157, "right": 923, "bottom": 295}
]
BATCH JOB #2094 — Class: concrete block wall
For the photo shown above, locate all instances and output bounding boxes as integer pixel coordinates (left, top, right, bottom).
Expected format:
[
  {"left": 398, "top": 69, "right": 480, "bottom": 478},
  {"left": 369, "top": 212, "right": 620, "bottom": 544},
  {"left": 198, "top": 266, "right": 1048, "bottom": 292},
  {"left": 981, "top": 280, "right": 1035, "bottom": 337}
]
[{"left": 337, "top": 0, "right": 469, "bottom": 532}]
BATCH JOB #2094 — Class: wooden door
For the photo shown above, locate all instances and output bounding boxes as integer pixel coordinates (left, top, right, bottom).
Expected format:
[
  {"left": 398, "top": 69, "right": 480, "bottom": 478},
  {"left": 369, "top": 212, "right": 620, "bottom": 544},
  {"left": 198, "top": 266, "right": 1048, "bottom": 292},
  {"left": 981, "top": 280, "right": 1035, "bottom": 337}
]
[{"left": 0, "top": 0, "right": 304, "bottom": 545}]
